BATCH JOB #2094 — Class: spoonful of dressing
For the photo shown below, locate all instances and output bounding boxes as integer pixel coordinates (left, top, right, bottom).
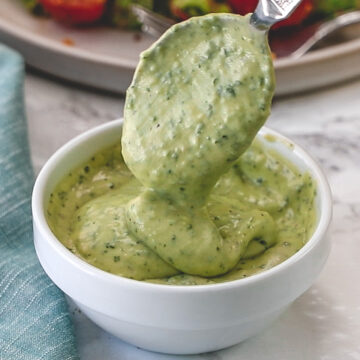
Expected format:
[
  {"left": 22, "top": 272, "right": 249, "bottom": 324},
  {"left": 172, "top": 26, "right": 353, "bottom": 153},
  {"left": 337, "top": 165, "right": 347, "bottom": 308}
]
[{"left": 122, "top": 2, "right": 302, "bottom": 277}]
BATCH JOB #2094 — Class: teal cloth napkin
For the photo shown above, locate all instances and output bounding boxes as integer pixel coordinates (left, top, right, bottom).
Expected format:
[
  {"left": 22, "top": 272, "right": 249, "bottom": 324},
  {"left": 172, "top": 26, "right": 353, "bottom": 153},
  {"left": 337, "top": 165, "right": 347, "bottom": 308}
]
[{"left": 0, "top": 45, "right": 79, "bottom": 360}]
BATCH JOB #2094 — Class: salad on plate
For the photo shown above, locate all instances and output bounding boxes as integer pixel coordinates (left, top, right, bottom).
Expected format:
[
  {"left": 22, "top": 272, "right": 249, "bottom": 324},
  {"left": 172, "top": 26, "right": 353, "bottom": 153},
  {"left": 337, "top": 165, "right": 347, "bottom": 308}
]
[{"left": 21, "top": 0, "right": 360, "bottom": 30}]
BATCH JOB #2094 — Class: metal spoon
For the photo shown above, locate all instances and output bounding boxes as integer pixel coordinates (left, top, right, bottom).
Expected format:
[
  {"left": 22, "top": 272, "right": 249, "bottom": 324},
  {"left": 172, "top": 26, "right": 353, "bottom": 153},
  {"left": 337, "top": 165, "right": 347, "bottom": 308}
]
[
  {"left": 250, "top": 0, "right": 302, "bottom": 30},
  {"left": 132, "top": 3, "right": 360, "bottom": 58}
]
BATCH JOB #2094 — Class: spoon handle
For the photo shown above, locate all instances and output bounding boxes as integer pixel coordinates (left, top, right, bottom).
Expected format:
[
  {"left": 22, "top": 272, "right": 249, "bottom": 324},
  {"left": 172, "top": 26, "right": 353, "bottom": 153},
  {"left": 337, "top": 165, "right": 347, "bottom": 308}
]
[{"left": 250, "top": 0, "right": 303, "bottom": 31}]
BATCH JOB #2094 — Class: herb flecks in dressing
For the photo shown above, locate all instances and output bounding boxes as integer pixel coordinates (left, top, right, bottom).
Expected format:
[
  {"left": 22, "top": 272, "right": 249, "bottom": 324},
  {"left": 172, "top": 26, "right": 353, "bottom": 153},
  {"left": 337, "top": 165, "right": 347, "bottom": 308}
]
[
  {"left": 47, "top": 14, "right": 317, "bottom": 285},
  {"left": 122, "top": 14, "right": 275, "bottom": 277},
  {"left": 46, "top": 141, "right": 316, "bottom": 284}
]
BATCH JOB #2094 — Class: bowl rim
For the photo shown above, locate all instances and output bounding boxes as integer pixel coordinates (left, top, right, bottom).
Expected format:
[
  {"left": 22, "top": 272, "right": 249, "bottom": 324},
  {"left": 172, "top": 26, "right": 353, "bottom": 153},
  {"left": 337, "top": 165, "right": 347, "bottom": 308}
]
[{"left": 32, "top": 118, "right": 332, "bottom": 293}]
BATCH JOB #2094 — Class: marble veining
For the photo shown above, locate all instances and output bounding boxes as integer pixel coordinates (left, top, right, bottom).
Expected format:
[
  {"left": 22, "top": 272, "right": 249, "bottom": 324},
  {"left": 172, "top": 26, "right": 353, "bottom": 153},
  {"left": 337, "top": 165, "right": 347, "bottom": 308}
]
[{"left": 26, "top": 71, "right": 360, "bottom": 360}]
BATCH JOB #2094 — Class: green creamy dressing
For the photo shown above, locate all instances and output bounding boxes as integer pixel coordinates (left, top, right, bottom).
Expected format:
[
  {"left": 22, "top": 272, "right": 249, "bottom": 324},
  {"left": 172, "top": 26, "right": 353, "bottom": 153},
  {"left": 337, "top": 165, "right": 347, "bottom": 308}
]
[
  {"left": 47, "top": 141, "right": 316, "bottom": 285},
  {"left": 47, "top": 14, "right": 317, "bottom": 285}
]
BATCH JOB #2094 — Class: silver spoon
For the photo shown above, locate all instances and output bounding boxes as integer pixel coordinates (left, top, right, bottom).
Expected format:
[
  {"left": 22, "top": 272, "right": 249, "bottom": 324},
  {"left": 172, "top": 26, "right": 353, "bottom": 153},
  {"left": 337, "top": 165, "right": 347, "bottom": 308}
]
[
  {"left": 250, "top": 0, "right": 302, "bottom": 30},
  {"left": 132, "top": 3, "right": 360, "bottom": 58}
]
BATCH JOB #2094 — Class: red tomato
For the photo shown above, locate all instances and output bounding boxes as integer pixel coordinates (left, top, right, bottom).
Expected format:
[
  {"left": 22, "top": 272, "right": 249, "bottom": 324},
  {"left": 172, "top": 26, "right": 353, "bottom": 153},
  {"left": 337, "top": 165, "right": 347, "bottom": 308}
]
[
  {"left": 227, "top": 0, "right": 313, "bottom": 29},
  {"left": 273, "top": 0, "right": 313, "bottom": 29},
  {"left": 227, "top": 0, "right": 258, "bottom": 15},
  {"left": 39, "top": 0, "right": 106, "bottom": 25},
  {"left": 170, "top": 4, "right": 190, "bottom": 21}
]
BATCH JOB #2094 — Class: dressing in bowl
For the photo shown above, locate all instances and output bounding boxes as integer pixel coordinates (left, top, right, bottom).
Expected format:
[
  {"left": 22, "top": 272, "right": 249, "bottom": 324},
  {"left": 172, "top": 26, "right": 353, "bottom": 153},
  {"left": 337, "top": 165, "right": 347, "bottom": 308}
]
[{"left": 32, "top": 119, "right": 331, "bottom": 354}]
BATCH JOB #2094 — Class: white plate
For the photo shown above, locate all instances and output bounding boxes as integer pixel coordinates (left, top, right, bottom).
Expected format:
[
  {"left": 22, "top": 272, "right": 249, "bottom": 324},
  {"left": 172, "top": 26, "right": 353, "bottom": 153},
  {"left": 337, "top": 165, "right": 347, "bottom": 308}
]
[{"left": 1, "top": 0, "right": 360, "bottom": 95}]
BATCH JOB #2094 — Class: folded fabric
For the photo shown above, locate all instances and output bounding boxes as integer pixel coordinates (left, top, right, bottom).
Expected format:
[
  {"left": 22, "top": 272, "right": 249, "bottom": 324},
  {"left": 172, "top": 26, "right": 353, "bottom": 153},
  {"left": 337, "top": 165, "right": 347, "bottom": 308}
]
[{"left": 0, "top": 45, "right": 79, "bottom": 360}]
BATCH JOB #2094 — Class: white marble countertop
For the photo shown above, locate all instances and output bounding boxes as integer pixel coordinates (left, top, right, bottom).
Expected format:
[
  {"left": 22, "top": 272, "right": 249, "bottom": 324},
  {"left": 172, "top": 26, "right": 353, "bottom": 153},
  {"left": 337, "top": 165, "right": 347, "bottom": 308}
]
[{"left": 25, "top": 71, "right": 360, "bottom": 360}]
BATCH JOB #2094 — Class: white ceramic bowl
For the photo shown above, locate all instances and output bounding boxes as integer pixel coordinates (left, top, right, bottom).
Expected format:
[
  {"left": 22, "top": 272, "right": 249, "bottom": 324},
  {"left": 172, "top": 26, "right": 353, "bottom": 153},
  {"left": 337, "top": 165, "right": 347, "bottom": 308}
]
[{"left": 32, "top": 119, "right": 332, "bottom": 355}]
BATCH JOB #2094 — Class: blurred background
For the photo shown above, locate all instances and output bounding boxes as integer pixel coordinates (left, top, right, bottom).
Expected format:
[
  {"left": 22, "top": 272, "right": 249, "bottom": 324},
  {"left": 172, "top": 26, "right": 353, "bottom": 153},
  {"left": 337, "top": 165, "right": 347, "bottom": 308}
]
[{"left": 1, "top": 0, "right": 360, "bottom": 97}]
